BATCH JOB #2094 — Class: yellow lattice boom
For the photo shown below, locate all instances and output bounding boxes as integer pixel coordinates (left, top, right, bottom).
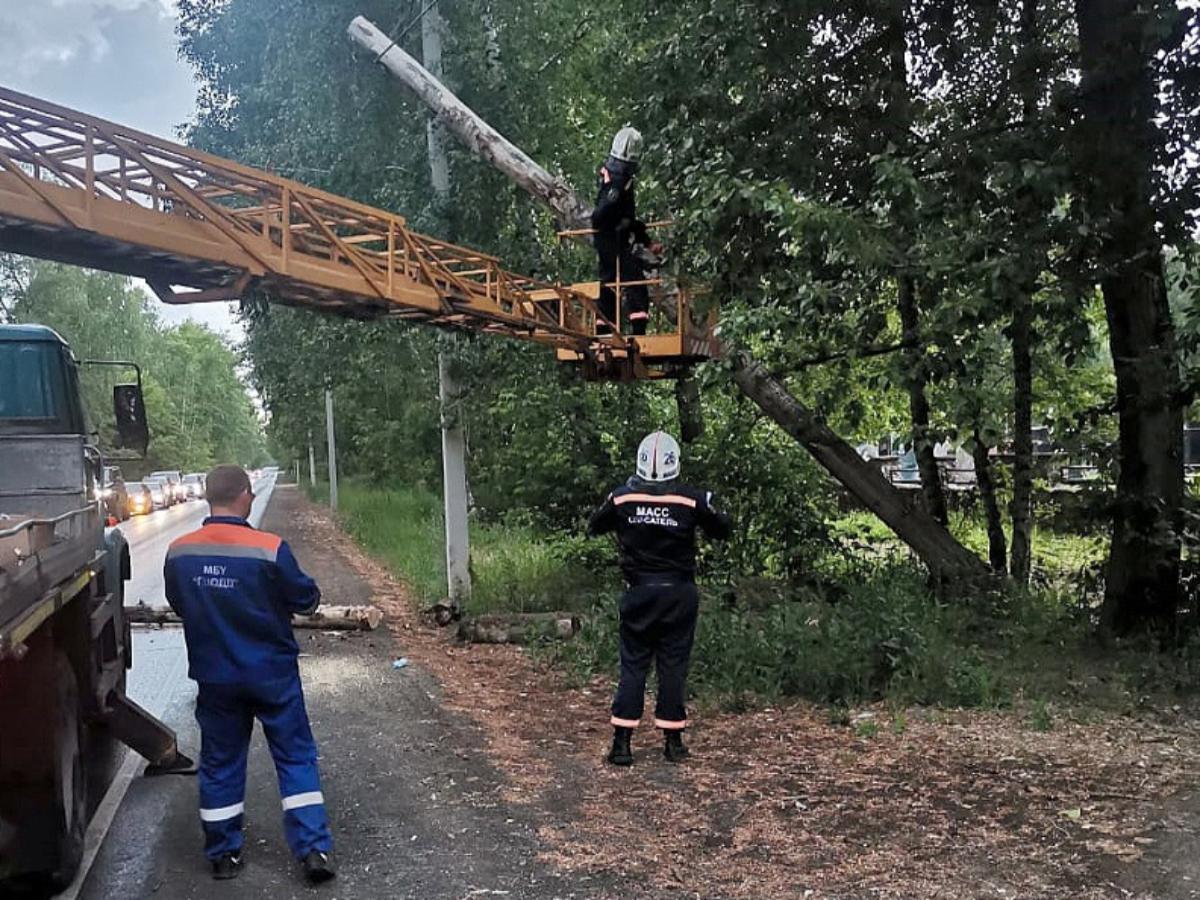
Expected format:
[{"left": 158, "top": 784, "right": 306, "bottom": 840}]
[{"left": 0, "top": 87, "right": 717, "bottom": 380}]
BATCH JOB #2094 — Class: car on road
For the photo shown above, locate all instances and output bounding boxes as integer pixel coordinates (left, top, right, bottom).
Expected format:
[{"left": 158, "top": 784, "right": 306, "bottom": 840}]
[
  {"left": 181, "top": 472, "right": 206, "bottom": 500},
  {"left": 97, "top": 464, "right": 130, "bottom": 521},
  {"left": 143, "top": 477, "right": 171, "bottom": 510},
  {"left": 125, "top": 481, "right": 154, "bottom": 516},
  {"left": 149, "top": 470, "right": 184, "bottom": 505}
]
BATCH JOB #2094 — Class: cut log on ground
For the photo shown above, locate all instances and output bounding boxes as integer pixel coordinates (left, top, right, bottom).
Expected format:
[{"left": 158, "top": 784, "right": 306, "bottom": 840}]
[
  {"left": 346, "top": 15, "right": 987, "bottom": 584},
  {"left": 457, "top": 612, "right": 580, "bottom": 644},
  {"left": 127, "top": 603, "right": 383, "bottom": 631}
]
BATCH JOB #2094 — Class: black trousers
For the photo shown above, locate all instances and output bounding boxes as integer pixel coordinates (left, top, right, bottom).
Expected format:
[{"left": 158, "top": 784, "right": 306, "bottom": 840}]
[
  {"left": 596, "top": 238, "right": 649, "bottom": 336},
  {"left": 611, "top": 581, "right": 699, "bottom": 730}
]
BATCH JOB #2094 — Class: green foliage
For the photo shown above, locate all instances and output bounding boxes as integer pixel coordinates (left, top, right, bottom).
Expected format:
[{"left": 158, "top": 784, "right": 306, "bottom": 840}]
[
  {"left": 553, "top": 562, "right": 1009, "bottom": 707},
  {"left": 173, "top": 0, "right": 1200, "bottom": 636},
  {"left": 2, "top": 259, "right": 266, "bottom": 471},
  {"left": 1027, "top": 699, "right": 1054, "bottom": 732}
]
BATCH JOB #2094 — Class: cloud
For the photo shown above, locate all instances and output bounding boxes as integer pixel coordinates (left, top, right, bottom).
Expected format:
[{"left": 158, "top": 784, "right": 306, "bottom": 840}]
[
  {"left": 0, "top": 0, "right": 168, "bottom": 71},
  {"left": 0, "top": 0, "right": 197, "bottom": 139}
]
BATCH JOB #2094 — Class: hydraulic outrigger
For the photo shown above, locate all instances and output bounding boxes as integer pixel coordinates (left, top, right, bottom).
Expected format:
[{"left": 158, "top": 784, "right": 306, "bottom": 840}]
[{"left": 0, "top": 86, "right": 718, "bottom": 381}]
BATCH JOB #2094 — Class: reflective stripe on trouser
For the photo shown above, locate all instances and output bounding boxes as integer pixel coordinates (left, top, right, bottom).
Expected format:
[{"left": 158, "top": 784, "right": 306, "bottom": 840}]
[
  {"left": 195, "top": 674, "right": 333, "bottom": 860},
  {"left": 611, "top": 582, "right": 699, "bottom": 729}
]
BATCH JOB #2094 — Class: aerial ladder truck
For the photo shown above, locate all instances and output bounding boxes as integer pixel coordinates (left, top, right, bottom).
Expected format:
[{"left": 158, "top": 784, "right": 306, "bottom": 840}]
[{"left": 0, "top": 85, "right": 718, "bottom": 890}]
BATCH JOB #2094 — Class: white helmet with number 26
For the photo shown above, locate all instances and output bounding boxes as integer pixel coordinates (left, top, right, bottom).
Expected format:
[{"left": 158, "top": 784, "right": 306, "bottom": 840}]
[{"left": 636, "top": 431, "right": 681, "bottom": 483}]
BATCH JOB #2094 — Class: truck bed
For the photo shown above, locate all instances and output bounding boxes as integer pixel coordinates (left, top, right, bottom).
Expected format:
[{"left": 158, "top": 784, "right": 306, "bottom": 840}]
[{"left": 0, "top": 507, "right": 101, "bottom": 654}]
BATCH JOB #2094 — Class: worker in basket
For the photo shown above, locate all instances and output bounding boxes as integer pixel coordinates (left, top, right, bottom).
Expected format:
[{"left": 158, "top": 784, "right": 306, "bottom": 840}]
[
  {"left": 587, "top": 431, "right": 731, "bottom": 765},
  {"left": 591, "top": 125, "right": 664, "bottom": 336}
]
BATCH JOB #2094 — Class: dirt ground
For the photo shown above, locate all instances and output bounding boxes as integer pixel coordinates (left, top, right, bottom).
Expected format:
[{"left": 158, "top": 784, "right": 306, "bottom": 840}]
[{"left": 272, "top": 486, "right": 1200, "bottom": 900}]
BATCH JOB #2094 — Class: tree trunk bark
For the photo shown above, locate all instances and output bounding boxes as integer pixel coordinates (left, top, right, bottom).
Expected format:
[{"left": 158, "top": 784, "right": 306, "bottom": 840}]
[
  {"left": 1009, "top": 0, "right": 1040, "bottom": 584},
  {"left": 884, "top": 3, "right": 946, "bottom": 526},
  {"left": 732, "top": 352, "right": 986, "bottom": 583},
  {"left": 1075, "top": 0, "right": 1184, "bottom": 635},
  {"left": 898, "top": 276, "right": 948, "bottom": 525},
  {"left": 972, "top": 430, "right": 1008, "bottom": 574},
  {"left": 127, "top": 604, "right": 383, "bottom": 630},
  {"left": 347, "top": 14, "right": 987, "bottom": 583},
  {"left": 457, "top": 612, "right": 579, "bottom": 644},
  {"left": 1009, "top": 286, "right": 1034, "bottom": 582}
]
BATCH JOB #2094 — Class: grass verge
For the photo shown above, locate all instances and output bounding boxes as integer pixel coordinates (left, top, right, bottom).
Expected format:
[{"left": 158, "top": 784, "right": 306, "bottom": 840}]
[{"left": 308, "top": 480, "right": 611, "bottom": 615}]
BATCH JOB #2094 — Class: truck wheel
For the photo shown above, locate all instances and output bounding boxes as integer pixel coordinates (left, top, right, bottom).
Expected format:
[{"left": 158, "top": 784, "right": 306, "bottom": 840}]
[{"left": 46, "top": 653, "right": 87, "bottom": 890}]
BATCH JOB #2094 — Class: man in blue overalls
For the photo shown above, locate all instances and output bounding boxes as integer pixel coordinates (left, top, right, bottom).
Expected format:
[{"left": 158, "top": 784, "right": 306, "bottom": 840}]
[{"left": 164, "top": 465, "right": 335, "bottom": 883}]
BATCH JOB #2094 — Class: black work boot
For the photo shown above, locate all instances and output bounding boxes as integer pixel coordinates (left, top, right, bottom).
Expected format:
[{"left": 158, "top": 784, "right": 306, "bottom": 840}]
[
  {"left": 302, "top": 850, "right": 337, "bottom": 884},
  {"left": 663, "top": 729, "right": 689, "bottom": 762},
  {"left": 606, "top": 726, "right": 634, "bottom": 766},
  {"left": 211, "top": 851, "right": 243, "bottom": 880}
]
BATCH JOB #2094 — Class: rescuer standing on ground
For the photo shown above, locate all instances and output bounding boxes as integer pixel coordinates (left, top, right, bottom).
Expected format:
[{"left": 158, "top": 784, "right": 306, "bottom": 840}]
[
  {"left": 164, "top": 465, "right": 336, "bottom": 883},
  {"left": 588, "top": 431, "right": 731, "bottom": 765},
  {"left": 591, "top": 125, "right": 662, "bottom": 336}
]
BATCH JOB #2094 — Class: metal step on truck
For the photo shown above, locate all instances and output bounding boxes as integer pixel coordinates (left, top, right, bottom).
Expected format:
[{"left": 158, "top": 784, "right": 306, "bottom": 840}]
[{"left": 0, "top": 324, "right": 193, "bottom": 894}]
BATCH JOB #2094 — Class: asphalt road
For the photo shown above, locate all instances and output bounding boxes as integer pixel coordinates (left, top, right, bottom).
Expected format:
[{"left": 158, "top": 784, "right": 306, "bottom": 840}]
[{"left": 121, "top": 472, "right": 278, "bottom": 612}]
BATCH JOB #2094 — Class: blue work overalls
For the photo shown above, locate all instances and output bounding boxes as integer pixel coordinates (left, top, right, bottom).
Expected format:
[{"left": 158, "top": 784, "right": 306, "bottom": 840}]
[{"left": 164, "top": 515, "right": 333, "bottom": 861}]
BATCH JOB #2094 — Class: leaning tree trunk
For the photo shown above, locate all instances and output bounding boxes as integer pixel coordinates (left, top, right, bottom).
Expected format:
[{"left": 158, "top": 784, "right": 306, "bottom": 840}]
[
  {"left": 972, "top": 429, "right": 1008, "bottom": 574},
  {"left": 1075, "top": 0, "right": 1185, "bottom": 635},
  {"left": 347, "top": 14, "right": 988, "bottom": 584},
  {"left": 349, "top": 16, "right": 588, "bottom": 229},
  {"left": 732, "top": 353, "right": 986, "bottom": 583}
]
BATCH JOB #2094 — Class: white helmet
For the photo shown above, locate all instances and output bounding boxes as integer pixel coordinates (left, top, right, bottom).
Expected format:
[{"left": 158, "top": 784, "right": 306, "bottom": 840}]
[
  {"left": 636, "top": 431, "right": 681, "bottom": 482},
  {"left": 609, "top": 125, "right": 643, "bottom": 164}
]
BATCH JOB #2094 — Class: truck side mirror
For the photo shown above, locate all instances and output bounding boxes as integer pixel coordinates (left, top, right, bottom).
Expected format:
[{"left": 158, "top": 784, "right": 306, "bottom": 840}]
[{"left": 113, "top": 383, "right": 149, "bottom": 456}]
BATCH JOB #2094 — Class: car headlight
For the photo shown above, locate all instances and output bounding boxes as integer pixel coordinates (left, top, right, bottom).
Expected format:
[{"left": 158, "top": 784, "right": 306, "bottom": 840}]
[{"left": 97, "top": 487, "right": 112, "bottom": 499}]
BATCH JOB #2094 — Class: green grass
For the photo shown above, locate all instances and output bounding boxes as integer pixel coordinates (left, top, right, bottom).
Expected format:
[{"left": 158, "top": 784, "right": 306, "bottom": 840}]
[{"left": 308, "top": 481, "right": 609, "bottom": 615}]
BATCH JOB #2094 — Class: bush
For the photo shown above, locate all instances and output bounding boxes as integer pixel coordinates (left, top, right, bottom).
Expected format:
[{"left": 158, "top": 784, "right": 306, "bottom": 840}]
[{"left": 558, "top": 563, "right": 1017, "bottom": 708}]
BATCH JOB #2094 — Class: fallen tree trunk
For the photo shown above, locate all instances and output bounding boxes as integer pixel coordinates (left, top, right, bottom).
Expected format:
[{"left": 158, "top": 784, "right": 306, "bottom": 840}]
[
  {"left": 457, "top": 612, "right": 579, "bottom": 644},
  {"left": 128, "top": 604, "right": 383, "bottom": 631},
  {"left": 346, "top": 15, "right": 988, "bottom": 584},
  {"left": 349, "top": 16, "right": 589, "bottom": 230},
  {"left": 731, "top": 353, "right": 987, "bottom": 583}
]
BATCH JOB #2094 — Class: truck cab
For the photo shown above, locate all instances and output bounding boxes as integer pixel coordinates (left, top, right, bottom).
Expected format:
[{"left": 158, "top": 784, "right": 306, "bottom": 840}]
[{"left": 0, "top": 324, "right": 187, "bottom": 892}]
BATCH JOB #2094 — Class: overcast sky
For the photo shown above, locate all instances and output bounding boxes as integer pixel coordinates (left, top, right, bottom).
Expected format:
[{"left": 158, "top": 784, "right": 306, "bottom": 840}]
[{"left": 0, "top": 0, "right": 239, "bottom": 338}]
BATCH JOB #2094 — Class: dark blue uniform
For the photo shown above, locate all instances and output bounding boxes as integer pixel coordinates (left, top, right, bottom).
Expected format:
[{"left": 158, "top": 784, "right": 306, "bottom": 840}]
[
  {"left": 588, "top": 479, "right": 731, "bottom": 729},
  {"left": 591, "top": 156, "right": 651, "bottom": 335},
  {"left": 164, "top": 515, "right": 333, "bottom": 862}
]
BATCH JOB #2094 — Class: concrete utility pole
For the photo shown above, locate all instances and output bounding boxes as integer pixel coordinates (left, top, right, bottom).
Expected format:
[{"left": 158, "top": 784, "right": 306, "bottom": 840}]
[
  {"left": 422, "top": 0, "right": 471, "bottom": 607},
  {"left": 438, "top": 353, "right": 471, "bottom": 604},
  {"left": 325, "top": 388, "right": 339, "bottom": 511},
  {"left": 308, "top": 431, "right": 317, "bottom": 488}
]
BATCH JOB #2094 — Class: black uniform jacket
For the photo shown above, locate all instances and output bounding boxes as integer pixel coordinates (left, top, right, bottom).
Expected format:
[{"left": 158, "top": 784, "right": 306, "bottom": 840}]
[
  {"left": 588, "top": 477, "right": 731, "bottom": 584},
  {"left": 591, "top": 156, "right": 649, "bottom": 249}
]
